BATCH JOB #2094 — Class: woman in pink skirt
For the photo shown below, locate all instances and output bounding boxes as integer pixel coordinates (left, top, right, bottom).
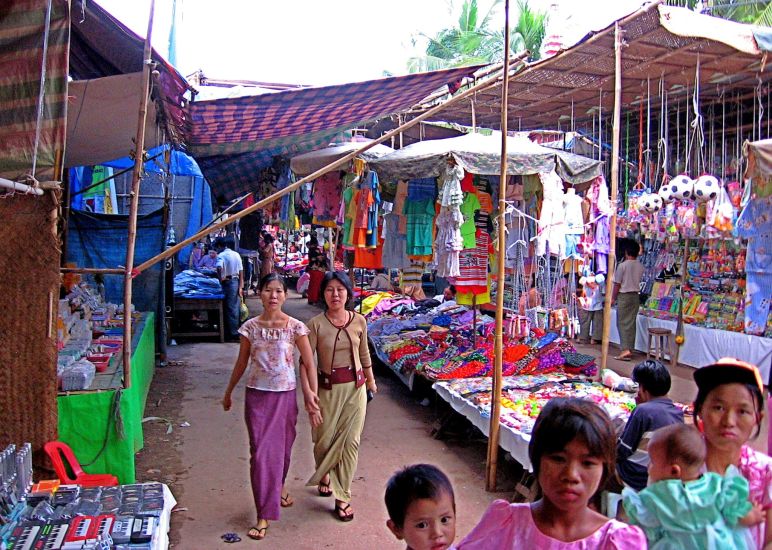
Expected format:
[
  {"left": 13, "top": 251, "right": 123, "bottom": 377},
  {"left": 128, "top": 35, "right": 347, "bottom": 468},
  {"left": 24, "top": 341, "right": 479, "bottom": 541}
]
[{"left": 222, "top": 273, "right": 322, "bottom": 541}]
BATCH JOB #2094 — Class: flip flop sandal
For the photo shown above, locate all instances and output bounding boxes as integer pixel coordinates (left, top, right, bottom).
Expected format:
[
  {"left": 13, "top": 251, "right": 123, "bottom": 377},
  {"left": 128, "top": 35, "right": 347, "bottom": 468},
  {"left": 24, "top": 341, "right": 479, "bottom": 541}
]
[
  {"left": 221, "top": 533, "right": 241, "bottom": 543},
  {"left": 247, "top": 525, "right": 268, "bottom": 540},
  {"left": 335, "top": 502, "right": 354, "bottom": 522},
  {"left": 281, "top": 493, "right": 294, "bottom": 507},
  {"left": 615, "top": 354, "right": 632, "bottom": 362},
  {"left": 317, "top": 480, "right": 332, "bottom": 497}
]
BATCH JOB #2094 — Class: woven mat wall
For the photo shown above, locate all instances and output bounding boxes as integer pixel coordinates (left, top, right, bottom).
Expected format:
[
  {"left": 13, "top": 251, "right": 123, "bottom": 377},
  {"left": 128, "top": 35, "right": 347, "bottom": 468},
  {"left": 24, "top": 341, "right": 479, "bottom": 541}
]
[{"left": 0, "top": 192, "right": 60, "bottom": 469}]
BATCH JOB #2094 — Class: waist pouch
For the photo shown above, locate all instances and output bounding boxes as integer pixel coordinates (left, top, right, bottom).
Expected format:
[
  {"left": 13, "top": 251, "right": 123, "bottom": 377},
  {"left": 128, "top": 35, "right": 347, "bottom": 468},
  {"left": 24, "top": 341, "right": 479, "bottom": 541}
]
[{"left": 318, "top": 367, "right": 365, "bottom": 390}]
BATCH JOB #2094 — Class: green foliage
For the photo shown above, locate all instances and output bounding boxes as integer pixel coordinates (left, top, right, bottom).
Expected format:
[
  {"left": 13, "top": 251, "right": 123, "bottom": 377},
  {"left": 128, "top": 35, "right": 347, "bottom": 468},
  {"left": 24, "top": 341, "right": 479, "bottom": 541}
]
[
  {"left": 665, "top": 0, "right": 772, "bottom": 26},
  {"left": 407, "top": 0, "right": 548, "bottom": 73}
]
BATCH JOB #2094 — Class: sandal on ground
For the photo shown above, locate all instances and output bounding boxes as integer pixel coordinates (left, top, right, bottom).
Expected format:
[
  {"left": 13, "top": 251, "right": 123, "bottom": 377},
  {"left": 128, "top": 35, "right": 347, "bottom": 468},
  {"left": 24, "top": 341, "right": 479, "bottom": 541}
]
[
  {"left": 317, "top": 479, "right": 332, "bottom": 497},
  {"left": 221, "top": 533, "right": 241, "bottom": 544},
  {"left": 247, "top": 524, "right": 268, "bottom": 540},
  {"left": 335, "top": 501, "right": 354, "bottom": 522},
  {"left": 281, "top": 492, "right": 294, "bottom": 507},
  {"left": 615, "top": 353, "right": 632, "bottom": 362}
]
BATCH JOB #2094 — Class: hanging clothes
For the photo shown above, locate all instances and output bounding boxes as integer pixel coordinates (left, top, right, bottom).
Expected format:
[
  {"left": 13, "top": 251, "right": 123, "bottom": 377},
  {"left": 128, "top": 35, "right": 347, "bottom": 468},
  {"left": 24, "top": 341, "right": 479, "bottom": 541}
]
[
  {"left": 459, "top": 192, "right": 481, "bottom": 249},
  {"left": 435, "top": 165, "right": 465, "bottom": 278},
  {"left": 455, "top": 230, "right": 491, "bottom": 299},
  {"left": 536, "top": 171, "right": 567, "bottom": 259},
  {"left": 381, "top": 212, "right": 410, "bottom": 269},
  {"left": 393, "top": 180, "right": 408, "bottom": 235},
  {"left": 354, "top": 224, "right": 384, "bottom": 269},
  {"left": 401, "top": 259, "right": 427, "bottom": 300},
  {"left": 312, "top": 171, "right": 343, "bottom": 226}
]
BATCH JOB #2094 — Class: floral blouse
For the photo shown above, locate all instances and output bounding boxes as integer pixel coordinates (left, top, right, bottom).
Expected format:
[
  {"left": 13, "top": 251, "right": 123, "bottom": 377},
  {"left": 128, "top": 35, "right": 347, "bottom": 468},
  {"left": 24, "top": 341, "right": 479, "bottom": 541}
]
[
  {"left": 735, "top": 445, "right": 772, "bottom": 549},
  {"left": 237, "top": 317, "right": 309, "bottom": 391}
]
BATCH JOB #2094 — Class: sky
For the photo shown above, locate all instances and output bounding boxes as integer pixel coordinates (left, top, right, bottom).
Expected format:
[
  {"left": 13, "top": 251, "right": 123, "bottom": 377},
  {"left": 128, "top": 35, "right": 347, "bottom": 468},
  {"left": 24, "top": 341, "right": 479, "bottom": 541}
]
[{"left": 96, "top": 0, "right": 645, "bottom": 87}]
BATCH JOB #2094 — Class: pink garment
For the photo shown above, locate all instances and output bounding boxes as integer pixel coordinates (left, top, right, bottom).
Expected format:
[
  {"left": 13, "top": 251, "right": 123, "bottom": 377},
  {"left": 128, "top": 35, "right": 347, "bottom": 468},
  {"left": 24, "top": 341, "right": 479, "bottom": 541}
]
[
  {"left": 736, "top": 445, "right": 772, "bottom": 549},
  {"left": 312, "top": 172, "right": 342, "bottom": 222},
  {"left": 454, "top": 501, "right": 646, "bottom": 550},
  {"left": 237, "top": 317, "right": 309, "bottom": 391}
]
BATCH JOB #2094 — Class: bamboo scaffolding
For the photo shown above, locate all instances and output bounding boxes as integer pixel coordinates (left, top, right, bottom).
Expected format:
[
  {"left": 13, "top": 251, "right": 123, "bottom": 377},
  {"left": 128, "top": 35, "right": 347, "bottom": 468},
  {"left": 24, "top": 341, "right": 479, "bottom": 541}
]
[
  {"left": 486, "top": 0, "right": 511, "bottom": 492},
  {"left": 132, "top": 52, "right": 529, "bottom": 276},
  {"left": 122, "top": 0, "right": 156, "bottom": 390},
  {"left": 601, "top": 22, "right": 624, "bottom": 372},
  {"left": 60, "top": 267, "right": 125, "bottom": 275}
]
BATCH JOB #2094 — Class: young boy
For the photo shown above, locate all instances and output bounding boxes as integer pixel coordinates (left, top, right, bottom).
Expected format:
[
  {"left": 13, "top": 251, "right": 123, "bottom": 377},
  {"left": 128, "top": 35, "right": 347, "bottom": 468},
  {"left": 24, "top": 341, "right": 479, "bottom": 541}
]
[{"left": 385, "top": 464, "right": 456, "bottom": 550}]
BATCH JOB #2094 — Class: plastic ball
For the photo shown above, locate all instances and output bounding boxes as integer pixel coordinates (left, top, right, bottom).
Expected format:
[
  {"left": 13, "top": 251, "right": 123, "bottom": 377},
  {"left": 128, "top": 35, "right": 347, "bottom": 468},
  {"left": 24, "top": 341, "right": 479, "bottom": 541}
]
[
  {"left": 670, "top": 174, "right": 695, "bottom": 200},
  {"left": 693, "top": 174, "right": 719, "bottom": 202},
  {"left": 595, "top": 274, "right": 605, "bottom": 284},
  {"left": 658, "top": 184, "right": 675, "bottom": 203},
  {"left": 640, "top": 192, "right": 663, "bottom": 213}
]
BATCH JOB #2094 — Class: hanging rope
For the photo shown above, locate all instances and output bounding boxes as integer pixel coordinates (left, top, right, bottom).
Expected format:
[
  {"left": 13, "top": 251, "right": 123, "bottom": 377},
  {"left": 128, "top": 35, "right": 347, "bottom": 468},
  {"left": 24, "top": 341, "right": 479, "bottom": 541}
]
[
  {"left": 645, "top": 77, "right": 652, "bottom": 188},
  {"left": 721, "top": 90, "right": 726, "bottom": 181},
  {"left": 688, "top": 56, "right": 706, "bottom": 175}
]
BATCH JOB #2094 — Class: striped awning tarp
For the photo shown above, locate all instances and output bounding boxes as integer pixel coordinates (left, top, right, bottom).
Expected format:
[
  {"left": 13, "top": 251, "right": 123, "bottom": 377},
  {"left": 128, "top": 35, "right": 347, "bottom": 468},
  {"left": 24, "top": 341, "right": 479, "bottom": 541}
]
[
  {"left": 186, "top": 66, "right": 483, "bottom": 203},
  {"left": 0, "top": 0, "right": 69, "bottom": 183}
]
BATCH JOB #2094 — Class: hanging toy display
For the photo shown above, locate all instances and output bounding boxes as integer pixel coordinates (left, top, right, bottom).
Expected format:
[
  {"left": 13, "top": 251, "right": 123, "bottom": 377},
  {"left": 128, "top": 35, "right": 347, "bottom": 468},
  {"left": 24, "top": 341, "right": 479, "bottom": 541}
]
[
  {"left": 658, "top": 180, "right": 676, "bottom": 203},
  {"left": 639, "top": 192, "right": 663, "bottom": 213},
  {"left": 693, "top": 174, "right": 719, "bottom": 202}
]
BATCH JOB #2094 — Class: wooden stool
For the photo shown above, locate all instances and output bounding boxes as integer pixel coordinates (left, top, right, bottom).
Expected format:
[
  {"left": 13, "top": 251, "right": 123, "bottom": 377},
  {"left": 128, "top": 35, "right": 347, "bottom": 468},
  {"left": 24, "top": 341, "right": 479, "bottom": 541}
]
[{"left": 647, "top": 327, "right": 675, "bottom": 366}]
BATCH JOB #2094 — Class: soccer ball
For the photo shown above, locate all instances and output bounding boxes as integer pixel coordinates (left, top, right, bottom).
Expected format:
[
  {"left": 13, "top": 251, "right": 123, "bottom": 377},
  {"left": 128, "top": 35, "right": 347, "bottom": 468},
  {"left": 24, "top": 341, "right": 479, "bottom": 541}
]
[
  {"left": 693, "top": 174, "right": 719, "bottom": 202},
  {"left": 658, "top": 184, "right": 675, "bottom": 203},
  {"left": 640, "top": 192, "right": 663, "bottom": 213},
  {"left": 670, "top": 174, "right": 695, "bottom": 200}
]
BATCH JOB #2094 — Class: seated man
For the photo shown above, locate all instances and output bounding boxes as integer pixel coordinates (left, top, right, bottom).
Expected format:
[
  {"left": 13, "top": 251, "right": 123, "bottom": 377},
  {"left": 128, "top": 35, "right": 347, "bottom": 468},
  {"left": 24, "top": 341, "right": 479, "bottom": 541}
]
[
  {"left": 616, "top": 359, "right": 684, "bottom": 491},
  {"left": 370, "top": 269, "right": 392, "bottom": 291}
]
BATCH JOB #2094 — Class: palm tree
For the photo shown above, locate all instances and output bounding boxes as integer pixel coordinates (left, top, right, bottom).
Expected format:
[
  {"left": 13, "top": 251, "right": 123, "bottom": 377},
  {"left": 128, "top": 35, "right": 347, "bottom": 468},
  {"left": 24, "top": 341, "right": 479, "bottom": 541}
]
[
  {"left": 407, "top": 0, "right": 548, "bottom": 73},
  {"left": 665, "top": 0, "right": 771, "bottom": 25}
]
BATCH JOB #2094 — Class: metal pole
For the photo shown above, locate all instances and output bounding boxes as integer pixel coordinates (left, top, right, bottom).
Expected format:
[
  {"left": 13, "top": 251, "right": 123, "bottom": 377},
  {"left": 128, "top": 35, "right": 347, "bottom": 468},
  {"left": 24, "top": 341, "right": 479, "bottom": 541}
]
[
  {"left": 132, "top": 52, "right": 530, "bottom": 276},
  {"left": 122, "top": 0, "right": 156, "bottom": 390},
  {"left": 486, "top": 0, "right": 510, "bottom": 492},
  {"left": 600, "top": 22, "right": 623, "bottom": 373}
]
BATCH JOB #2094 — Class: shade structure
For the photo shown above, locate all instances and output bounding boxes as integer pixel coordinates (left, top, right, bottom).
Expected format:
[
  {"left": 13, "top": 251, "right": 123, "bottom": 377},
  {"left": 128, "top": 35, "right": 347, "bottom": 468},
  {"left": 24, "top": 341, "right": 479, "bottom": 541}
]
[
  {"left": 369, "top": 132, "right": 602, "bottom": 184},
  {"left": 290, "top": 140, "right": 394, "bottom": 176},
  {"left": 184, "top": 65, "right": 483, "bottom": 203}
]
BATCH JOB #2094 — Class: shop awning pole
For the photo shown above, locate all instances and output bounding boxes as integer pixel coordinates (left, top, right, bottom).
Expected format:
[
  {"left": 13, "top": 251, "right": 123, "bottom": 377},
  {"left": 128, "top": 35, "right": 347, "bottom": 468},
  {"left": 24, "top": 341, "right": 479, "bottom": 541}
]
[
  {"left": 486, "top": 0, "right": 510, "bottom": 492},
  {"left": 600, "top": 22, "right": 623, "bottom": 373},
  {"left": 122, "top": 0, "right": 156, "bottom": 390},
  {"left": 132, "top": 51, "right": 529, "bottom": 277}
]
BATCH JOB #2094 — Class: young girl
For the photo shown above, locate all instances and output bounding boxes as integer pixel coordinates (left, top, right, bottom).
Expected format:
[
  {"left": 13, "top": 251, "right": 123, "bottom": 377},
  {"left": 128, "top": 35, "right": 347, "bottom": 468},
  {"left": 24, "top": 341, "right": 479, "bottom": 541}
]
[
  {"left": 385, "top": 464, "right": 457, "bottom": 550},
  {"left": 624, "top": 423, "right": 759, "bottom": 549},
  {"left": 456, "top": 398, "right": 645, "bottom": 549},
  {"left": 221, "top": 274, "right": 322, "bottom": 541},
  {"left": 694, "top": 358, "right": 772, "bottom": 549}
]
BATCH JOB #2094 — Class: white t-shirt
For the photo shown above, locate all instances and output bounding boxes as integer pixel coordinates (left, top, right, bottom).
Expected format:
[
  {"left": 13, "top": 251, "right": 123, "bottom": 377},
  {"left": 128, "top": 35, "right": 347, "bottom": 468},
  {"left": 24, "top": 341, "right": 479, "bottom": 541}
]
[
  {"left": 217, "top": 248, "right": 243, "bottom": 279},
  {"left": 614, "top": 258, "right": 644, "bottom": 294}
]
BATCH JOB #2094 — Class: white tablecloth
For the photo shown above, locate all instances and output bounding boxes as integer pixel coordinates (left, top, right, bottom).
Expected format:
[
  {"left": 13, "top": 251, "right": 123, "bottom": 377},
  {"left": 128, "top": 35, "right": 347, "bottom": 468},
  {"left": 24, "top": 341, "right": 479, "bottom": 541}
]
[
  {"left": 609, "top": 310, "right": 772, "bottom": 380},
  {"left": 152, "top": 484, "right": 176, "bottom": 550},
  {"left": 433, "top": 383, "right": 533, "bottom": 471}
]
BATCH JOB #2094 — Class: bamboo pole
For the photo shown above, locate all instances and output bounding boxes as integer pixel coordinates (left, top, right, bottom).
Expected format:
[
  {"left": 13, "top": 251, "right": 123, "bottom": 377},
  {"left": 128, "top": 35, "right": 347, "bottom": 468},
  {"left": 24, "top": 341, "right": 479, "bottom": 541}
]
[
  {"left": 486, "top": 0, "right": 511, "bottom": 492},
  {"left": 601, "top": 22, "right": 623, "bottom": 372},
  {"left": 122, "top": 0, "right": 156, "bottom": 390},
  {"left": 60, "top": 267, "right": 125, "bottom": 275},
  {"left": 132, "top": 53, "right": 529, "bottom": 276}
]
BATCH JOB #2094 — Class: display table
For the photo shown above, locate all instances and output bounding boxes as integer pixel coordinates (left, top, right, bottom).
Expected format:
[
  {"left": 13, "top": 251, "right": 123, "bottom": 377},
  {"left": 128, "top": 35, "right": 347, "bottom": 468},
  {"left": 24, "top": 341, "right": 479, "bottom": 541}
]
[
  {"left": 434, "top": 381, "right": 533, "bottom": 470},
  {"left": 57, "top": 313, "right": 155, "bottom": 484},
  {"left": 609, "top": 309, "right": 772, "bottom": 379},
  {"left": 172, "top": 295, "right": 224, "bottom": 343}
]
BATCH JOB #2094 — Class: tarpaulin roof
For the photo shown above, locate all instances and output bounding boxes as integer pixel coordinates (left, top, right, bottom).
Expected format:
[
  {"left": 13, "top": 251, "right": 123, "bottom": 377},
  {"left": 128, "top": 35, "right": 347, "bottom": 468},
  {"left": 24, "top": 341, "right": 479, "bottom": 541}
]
[
  {"left": 185, "top": 65, "right": 482, "bottom": 203},
  {"left": 369, "top": 133, "right": 602, "bottom": 184},
  {"left": 423, "top": 4, "right": 772, "bottom": 130},
  {"left": 70, "top": 0, "right": 191, "bottom": 146},
  {"left": 290, "top": 140, "right": 394, "bottom": 176}
]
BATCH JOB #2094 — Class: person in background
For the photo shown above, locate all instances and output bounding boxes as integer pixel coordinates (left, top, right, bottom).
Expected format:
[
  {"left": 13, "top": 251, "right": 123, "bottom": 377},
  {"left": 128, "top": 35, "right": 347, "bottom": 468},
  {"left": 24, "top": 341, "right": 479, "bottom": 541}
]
[
  {"left": 189, "top": 242, "right": 204, "bottom": 270},
  {"left": 615, "top": 359, "right": 684, "bottom": 492},
  {"left": 578, "top": 273, "right": 604, "bottom": 345},
  {"left": 222, "top": 274, "right": 322, "bottom": 542},
  {"left": 306, "top": 256, "right": 328, "bottom": 306},
  {"left": 611, "top": 241, "right": 644, "bottom": 361},
  {"left": 259, "top": 233, "right": 275, "bottom": 278},
  {"left": 305, "top": 271, "right": 377, "bottom": 523},
  {"left": 623, "top": 423, "right": 759, "bottom": 549},
  {"left": 198, "top": 248, "right": 219, "bottom": 272},
  {"left": 385, "top": 464, "right": 457, "bottom": 550},
  {"left": 455, "top": 399, "right": 645, "bottom": 548},
  {"left": 434, "top": 284, "right": 457, "bottom": 303},
  {"left": 694, "top": 358, "right": 772, "bottom": 549},
  {"left": 370, "top": 269, "right": 392, "bottom": 291},
  {"left": 215, "top": 236, "right": 244, "bottom": 341}
]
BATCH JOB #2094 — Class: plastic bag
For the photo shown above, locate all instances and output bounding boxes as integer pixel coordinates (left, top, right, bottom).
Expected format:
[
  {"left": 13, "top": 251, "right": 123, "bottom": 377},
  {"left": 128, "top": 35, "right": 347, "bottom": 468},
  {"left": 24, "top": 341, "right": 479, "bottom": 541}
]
[{"left": 239, "top": 299, "right": 249, "bottom": 323}]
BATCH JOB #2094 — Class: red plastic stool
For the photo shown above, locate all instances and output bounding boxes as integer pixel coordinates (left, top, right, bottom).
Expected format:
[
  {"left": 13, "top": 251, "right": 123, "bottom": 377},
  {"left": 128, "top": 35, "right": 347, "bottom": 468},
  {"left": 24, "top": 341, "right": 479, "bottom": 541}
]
[{"left": 43, "top": 441, "right": 119, "bottom": 487}]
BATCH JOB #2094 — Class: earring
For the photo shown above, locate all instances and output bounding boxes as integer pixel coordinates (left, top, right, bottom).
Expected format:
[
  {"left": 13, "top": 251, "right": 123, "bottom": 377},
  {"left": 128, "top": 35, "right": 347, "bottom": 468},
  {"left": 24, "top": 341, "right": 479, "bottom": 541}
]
[{"left": 695, "top": 417, "right": 704, "bottom": 433}]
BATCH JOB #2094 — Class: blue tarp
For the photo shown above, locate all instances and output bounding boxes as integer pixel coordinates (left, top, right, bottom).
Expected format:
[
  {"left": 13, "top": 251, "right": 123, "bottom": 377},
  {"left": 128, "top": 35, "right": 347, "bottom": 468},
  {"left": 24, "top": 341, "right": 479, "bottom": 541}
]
[
  {"left": 65, "top": 209, "right": 165, "bottom": 313},
  {"left": 101, "top": 144, "right": 204, "bottom": 177},
  {"left": 178, "top": 175, "right": 214, "bottom": 266}
]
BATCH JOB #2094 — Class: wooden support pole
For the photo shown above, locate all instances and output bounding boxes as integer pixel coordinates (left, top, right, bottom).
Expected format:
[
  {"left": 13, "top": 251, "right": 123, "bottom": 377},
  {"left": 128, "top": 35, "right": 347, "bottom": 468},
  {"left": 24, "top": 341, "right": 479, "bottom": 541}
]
[
  {"left": 122, "top": 0, "right": 156, "bottom": 390},
  {"left": 486, "top": 0, "right": 510, "bottom": 493},
  {"left": 601, "top": 22, "right": 623, "bottom": 373},
  {"left": 132, "top": 52, "right": 529, "bottom": 277}
]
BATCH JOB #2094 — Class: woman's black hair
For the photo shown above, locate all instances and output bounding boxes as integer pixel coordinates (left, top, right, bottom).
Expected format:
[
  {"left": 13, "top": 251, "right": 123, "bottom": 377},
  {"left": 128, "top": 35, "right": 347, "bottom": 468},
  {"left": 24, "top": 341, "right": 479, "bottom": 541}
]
[
  {"left": 319, "top": 271, "right": 354, "bottom": 311},
  {"left": 262, "top": 233, "right": 274, "bottom": 244},
  {"left": 257, "top": 273, "right": 287, "bottom": 292},
  {"left": 529, "top": 398, "right": 617, "bottom": 495},
  {"left": 694, "top": 383, "right": 764, "bottom": 439},
  {"left": 385, "top": 464, "right": 455, "bottom": 528}
]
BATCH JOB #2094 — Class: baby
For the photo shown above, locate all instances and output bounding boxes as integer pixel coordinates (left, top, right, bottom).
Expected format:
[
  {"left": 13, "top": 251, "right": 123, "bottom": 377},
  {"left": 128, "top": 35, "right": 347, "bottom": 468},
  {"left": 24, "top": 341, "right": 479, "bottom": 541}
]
[
  {"left": 385, "top": 464, "right": 456, "bottom": 550},
  {"left": 623, "top": 423, "right": 761, "bottom": 549}
]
